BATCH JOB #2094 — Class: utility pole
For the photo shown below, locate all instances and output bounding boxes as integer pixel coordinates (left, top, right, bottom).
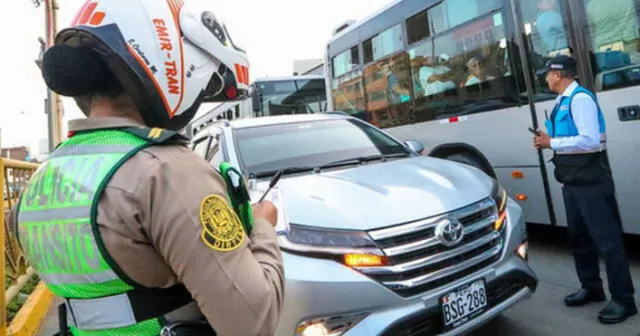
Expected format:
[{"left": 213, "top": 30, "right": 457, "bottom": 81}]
[{"left": 33, "top": 0, "right": 63, "bottom": 152}]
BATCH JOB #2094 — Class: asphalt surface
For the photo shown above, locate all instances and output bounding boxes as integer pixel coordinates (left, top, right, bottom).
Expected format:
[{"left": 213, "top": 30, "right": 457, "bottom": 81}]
[
  {"left": 466, "top": 225, "right": 640, "bottom": 336},
  {"left": 37, "top": 225, "right": 640, "bottom": 336}
]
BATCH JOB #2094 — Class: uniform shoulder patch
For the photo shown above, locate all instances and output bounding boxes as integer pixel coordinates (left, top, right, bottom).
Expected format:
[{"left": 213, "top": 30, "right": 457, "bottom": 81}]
[{"left": 199, "top": 194, "right": 246, "bottom": 252}]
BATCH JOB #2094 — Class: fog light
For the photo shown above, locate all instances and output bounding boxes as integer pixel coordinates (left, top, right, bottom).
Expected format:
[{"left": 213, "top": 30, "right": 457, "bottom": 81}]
[
  {"left": 295, "top": 312, "right": 369, "bottom": 336},
  {"left": 298, "top": 323, "right": 330, "bottom": 336},
  {"left": 517, "top": 241, "right": 528, "bottom": 260}
]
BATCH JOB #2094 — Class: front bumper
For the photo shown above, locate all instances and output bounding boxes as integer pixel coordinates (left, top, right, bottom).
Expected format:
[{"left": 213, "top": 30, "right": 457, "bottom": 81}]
[{"left": 275, "top": 199, "right": 538, "bottom": 336}]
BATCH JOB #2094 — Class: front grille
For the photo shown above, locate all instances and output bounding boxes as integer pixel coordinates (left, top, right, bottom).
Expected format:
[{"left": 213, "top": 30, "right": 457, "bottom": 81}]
[{"left": 361, "top": 198, "right": 503, "bottom": 298}]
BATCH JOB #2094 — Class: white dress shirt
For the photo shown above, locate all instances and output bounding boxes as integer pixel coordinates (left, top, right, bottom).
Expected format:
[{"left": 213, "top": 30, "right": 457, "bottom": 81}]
[{"left": 550, "top": 81, "right": 603, "bottom": 152}]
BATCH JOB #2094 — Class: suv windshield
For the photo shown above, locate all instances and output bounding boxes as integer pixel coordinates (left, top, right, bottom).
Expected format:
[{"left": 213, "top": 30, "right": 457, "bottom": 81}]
[{"left": 234, "top": 119, "right": 412, "bottom": 177}]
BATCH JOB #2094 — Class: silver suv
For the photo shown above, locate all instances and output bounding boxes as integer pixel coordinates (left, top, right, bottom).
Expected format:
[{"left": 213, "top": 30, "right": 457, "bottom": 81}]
[{"left": 190, "top": 113, "right": 538, "bottom": 335}]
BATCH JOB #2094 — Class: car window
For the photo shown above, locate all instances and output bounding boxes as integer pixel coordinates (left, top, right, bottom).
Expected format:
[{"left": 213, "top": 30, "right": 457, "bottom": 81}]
[{"left": 233, "top": 119, "right": 410, "bottom": 175}]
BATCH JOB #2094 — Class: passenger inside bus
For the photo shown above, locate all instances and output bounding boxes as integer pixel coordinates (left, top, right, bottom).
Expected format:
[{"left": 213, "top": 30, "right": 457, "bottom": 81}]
[
  {"left": 463, "top": 55, "right": 496, "bottom": 87},
  {"left": 415, "top": 54, "right": 456, "bottom": 96},
  {"left": 535, "top": 0, "right": 568, "bottom": 53},
  {"left": 384, "top": 61, "right": 412, "bottom": 105}
]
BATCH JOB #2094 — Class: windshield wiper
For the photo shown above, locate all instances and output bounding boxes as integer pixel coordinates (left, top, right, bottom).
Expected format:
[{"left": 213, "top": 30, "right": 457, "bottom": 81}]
[
  {"left": 252, "top": 166, "right": 317, "bottom": 179},
  {"left": 322, "top": 153, "right": 411, "bottom": 168},
  {"left": 252, "top": 153, "right": 411, "bottom": 178}
]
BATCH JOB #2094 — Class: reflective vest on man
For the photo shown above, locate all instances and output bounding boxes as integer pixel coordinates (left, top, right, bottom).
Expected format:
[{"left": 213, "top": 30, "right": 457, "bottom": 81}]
[
  {"left": 15, "top": 128, "right": 197, "bottom": 335},
  {"left": 544, "top": 85, "right": 612, "bottom": 185}
]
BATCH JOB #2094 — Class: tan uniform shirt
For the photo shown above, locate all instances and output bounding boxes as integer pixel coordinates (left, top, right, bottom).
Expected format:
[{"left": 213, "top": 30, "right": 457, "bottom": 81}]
[{"left": 8, "top": 116, "right": 285, "bottom": 336}]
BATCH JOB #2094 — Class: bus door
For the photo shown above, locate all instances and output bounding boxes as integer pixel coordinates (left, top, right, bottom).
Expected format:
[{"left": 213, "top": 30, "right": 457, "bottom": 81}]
[
  {"left": 517, "top": 0, "right": 576, "bottom": 228},
  {"left": 574, "top": 0, "right": 640, "bottom": 235}
]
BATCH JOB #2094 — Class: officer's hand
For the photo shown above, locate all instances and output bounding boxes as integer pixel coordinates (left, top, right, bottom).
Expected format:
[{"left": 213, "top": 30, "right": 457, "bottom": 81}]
[
  {"left": 252, "top": 201, "right": 278, "bottom": 227},
  {"left": 533, "top": 129, "right": 551, "bottom": 149}
]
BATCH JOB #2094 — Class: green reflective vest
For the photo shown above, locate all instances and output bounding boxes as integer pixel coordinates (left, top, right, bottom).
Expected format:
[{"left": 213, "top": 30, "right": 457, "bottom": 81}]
[{"left": 16, "top": 128, "right": 194, "bottom": 335}]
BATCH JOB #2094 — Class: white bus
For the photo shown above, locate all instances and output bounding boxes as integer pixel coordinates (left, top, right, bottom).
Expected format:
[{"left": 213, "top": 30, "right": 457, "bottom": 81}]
[
  {"left": 325, "top": 0, "right": 640, "bottom": 235},
  {"left": 250, "top": 75, "right": 328, "bottom": 117},
  {"left": 188, "top": 75, "right": 328, "bottom": 136}
]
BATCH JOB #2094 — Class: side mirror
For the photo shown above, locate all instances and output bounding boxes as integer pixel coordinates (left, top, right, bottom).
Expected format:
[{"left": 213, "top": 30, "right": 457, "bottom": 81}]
[
  {"left": 404, "top": 140, "right": 425, "bottom": 155},
  {"left": 251, "top": 91, "right": 262, "bottom": 113}
]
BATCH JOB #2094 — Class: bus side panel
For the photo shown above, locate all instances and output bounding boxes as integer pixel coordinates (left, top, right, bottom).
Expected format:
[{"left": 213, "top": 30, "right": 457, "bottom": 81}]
[
  {"left": 494, "top": 167, "right": 550, "bottom": 225},
  {"left": 384, "top": 105, "right": 540, "bottom": 166},
  {"left": 594, "top": 87, "right": 640, "bottom": 235},
  {"left": 383, "top": 104, "right": 551, "bottom": 225}
]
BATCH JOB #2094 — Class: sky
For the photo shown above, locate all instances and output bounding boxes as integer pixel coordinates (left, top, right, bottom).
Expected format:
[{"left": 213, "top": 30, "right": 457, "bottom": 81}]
[{"left": 0, "top": 0, "right": 393, "bottom": 155}]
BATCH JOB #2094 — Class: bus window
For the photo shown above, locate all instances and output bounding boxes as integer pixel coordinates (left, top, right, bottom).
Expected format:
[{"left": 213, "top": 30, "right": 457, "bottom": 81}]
[
  {"left": 582, "top": 0, "right": 640, "bottom": 91},
  {"left": 331, "top": 46, "right": 367, "bottom": 119},
  {"left": 406, "top": 10, "right": 430, "bottom": 45},
  {"left": 363, "top": 52, "right": 415, "bottom": 128},
  {"left": 363, "top": 24, "right": 404, "bottom": 63},
  {"left": 331, "top": 70, "right": 367, "bottom": 120},
  {"left": 520, "top": 0, "right": 572, "bottom": 99},
  {"left": 405, "top": 3, "right": 521, "bottom": 124},
  {"left": 332, "top": 46, "right": 359, "bottom": 78},
  {"left": 429, "top": 0, "right": 501, "bottom": 34}
]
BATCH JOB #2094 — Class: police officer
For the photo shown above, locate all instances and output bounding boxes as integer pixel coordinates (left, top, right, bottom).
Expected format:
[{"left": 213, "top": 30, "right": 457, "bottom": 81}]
[
  {"left": 7, "top": 1, "right": 284, "bottom": 335},
  {"left": 533, "top": 55, "right": 636, "bottom": 324}
]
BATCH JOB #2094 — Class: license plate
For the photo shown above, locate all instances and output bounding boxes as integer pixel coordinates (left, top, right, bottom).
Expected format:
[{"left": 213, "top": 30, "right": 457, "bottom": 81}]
[{"left": 441, "top": 279, "right": 487, "bottom": 329}]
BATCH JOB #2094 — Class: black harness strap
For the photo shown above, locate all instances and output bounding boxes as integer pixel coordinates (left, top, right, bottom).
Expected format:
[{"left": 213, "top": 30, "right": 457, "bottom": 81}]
[{"left": 127, "top": 284, "right": 195, "bottom": 323}]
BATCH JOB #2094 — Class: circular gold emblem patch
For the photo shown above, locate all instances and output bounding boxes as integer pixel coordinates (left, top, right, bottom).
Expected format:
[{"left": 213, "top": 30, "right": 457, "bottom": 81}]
[{"left": 199, "top": 194, "right": 245, "bottom": 252}]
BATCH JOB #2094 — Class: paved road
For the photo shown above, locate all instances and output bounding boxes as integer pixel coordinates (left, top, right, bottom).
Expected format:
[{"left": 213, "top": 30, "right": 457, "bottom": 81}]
[
  {"left": 38, "top": 225, "right": 640, "bottom": 336},
  {"left": 467, "top": 225, "right": 640, "bottom": 336}
]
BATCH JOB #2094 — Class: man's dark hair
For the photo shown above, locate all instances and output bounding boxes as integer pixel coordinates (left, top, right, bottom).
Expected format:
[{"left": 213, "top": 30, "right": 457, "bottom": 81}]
[{"left": 557, "top": 69, "right": 576, "bottom": 79}]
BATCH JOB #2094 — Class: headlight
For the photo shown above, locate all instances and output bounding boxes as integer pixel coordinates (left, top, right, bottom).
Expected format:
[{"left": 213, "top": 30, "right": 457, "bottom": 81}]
[
  {"left": 295, "top": 312, "right": 369, "bottom": 336},
  {"left": 491, "top": 180, "right": 508, "bottom": 231},
  {"left": 278, "top": 224, "right": 388, "bottom": 267}
]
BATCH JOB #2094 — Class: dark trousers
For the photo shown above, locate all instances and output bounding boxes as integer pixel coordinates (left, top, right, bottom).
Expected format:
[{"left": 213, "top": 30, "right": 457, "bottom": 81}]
[{"left": 562, "top": 180, "right": 635, "bottom": 306}]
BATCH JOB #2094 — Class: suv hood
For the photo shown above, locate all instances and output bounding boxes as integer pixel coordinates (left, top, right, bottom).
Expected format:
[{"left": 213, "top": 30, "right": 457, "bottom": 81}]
[{"left": 250, "top": 157, "right": 494, "bottom": 231}]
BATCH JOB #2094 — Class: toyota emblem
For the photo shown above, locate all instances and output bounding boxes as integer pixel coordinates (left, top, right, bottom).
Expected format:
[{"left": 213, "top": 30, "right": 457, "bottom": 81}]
[{"left": 435, "top": 216, "right": 465, "bottom": 247}]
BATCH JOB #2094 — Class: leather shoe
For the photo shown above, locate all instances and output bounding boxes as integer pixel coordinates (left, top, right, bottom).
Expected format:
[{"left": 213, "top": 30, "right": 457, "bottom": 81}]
[
  {"left": 598, "top": 300, "right": 638, "bottom": 324},
  {"left": 564, "top": 288, "right": 606, "bottom": 307}
]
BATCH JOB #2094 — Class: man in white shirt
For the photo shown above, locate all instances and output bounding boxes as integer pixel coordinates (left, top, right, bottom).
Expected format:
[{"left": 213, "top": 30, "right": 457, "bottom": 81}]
[
  {"left": 418, "top": 55, "right": 456, "bottom": 96},
  {"left": 533, "top": 55, "right": 636, "bottom": 324}
]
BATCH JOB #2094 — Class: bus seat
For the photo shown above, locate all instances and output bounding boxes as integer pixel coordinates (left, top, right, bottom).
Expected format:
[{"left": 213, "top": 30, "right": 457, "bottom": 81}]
[{"left": 595, "top": 50, "right": 631, "bottom": 71}]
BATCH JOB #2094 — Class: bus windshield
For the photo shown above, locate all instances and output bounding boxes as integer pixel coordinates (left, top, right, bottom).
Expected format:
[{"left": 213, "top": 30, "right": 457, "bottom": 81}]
[{"left": 252, "top": 78, "right": 327, "bottom": 116}]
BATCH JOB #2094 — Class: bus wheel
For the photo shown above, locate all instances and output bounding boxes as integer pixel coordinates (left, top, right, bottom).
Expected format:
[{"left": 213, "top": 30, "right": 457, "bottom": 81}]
[{"left": 446, "top": 153, "right": 492, "bottom": 177}]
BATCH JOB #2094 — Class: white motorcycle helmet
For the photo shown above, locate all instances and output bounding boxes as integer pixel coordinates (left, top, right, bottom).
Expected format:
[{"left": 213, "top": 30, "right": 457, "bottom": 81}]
[{"left": 41, "top": 0, "right": 249, "bottom": 130}]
